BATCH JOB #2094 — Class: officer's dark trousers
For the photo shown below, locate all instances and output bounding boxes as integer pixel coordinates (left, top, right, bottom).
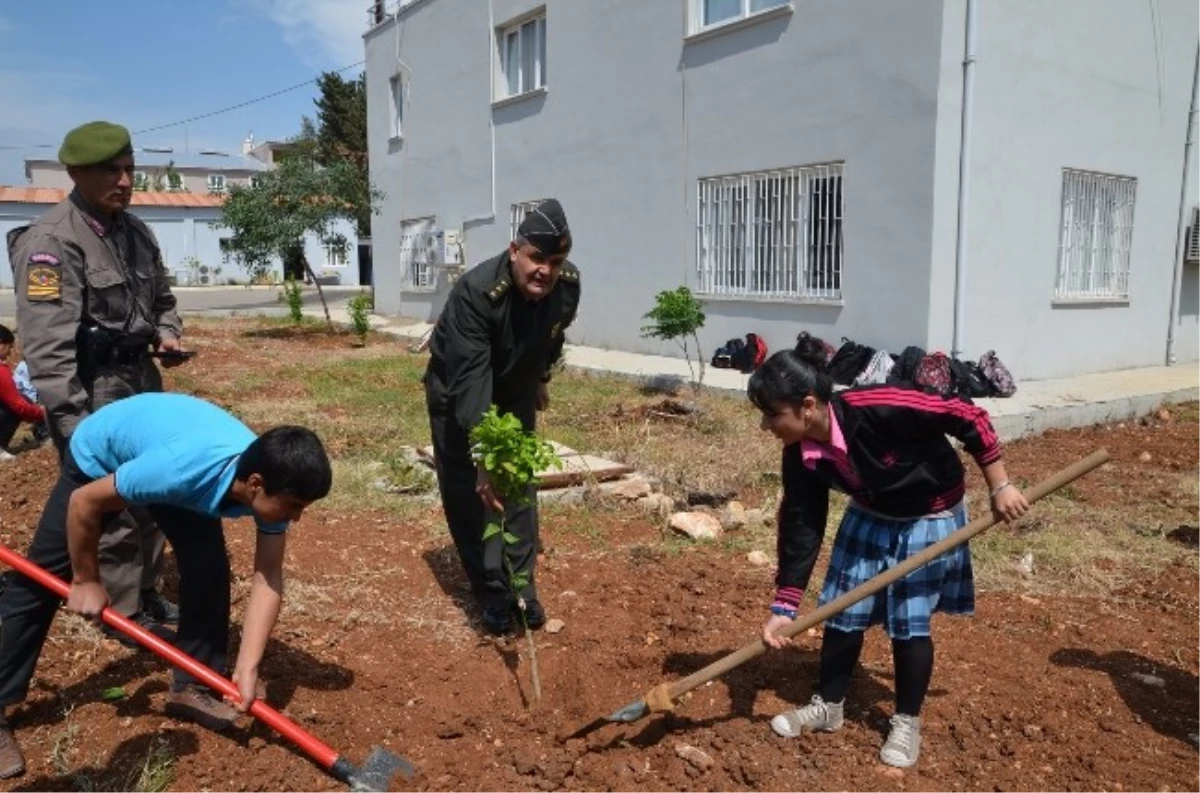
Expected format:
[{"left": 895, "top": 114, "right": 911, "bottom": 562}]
[
  {"left": 427, "top": 390, "right": 540, "bottom": 612},
  {"left": 0, "top": 451, "right": 231, "bottom": 707},
  {"left": 49, "top": 358, "right": 167, "bottom": 618}
]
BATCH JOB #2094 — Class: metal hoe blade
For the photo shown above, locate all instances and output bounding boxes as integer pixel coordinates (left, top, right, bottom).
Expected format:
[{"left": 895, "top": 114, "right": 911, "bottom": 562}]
[
  {"left": 347, "top": 746, "right": 416, "bottom": 792},
  {"left": 608, "top": 699, "right": 649, "bottom": 723}
]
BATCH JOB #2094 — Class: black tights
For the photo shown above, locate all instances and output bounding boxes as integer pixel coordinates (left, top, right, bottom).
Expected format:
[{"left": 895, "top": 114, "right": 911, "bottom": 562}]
[{"left": 817, "top": 628, "right": 934, "bottom": 717}]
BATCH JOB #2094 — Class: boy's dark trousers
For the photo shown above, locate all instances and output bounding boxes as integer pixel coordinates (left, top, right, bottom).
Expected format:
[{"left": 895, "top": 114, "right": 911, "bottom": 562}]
[
  {"left": 0, "top": 405, "right": 18, "bottom": 450},
  {"left": 425, "top": 385, "right": 540, "bottom": 612},
  {"left": 0, "top": 451, "right": 232, "bottom": 707}
]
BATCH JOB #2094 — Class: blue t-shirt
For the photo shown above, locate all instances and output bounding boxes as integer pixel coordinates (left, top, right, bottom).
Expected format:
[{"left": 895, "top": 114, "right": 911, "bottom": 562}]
[{"left": 70, "top": 393, "right": 288, "bottom": 534}]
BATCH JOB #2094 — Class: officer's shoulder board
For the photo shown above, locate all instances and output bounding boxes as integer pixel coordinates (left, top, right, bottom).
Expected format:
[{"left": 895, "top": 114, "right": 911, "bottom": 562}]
[
  {"left": 485, "top": 275, "right": 512, "bottom": 304},
  {"left": 558, "top": 262, "right": 581, "bottom": 285}
]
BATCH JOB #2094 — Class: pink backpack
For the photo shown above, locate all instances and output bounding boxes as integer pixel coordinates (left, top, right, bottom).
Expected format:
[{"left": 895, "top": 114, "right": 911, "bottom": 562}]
[
  {"left": 979, "top": 350, "right": 1017, "bottom": 397},
  {"left": 914, "top": 352, "right": 953, "bottom": 394}
]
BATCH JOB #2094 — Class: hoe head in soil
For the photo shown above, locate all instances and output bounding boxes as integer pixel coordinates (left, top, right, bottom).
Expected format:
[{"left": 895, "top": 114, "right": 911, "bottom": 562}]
[{"left": 337, "top": 745, "right": 415, "bottom": 792}]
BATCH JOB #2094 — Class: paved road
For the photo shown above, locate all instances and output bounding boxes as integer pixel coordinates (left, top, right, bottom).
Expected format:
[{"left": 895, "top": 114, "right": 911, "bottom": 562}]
[{"left": 0, "top": 285, "right": 358, "bottom": 322}]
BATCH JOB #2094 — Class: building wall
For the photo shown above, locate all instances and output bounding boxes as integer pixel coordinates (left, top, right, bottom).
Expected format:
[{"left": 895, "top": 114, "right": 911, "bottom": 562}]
[
  {"left": 927, "top": 0, "right": 1199, "bottom": 379},
  {"left": 0, "top": 203, "right": 360, "bottom": 288},
  {"left": 25, "top": 162, "right": 257, "bottom": 196},
  {"left": 367, "top": 0, "right": 947, "bottom": 356}
]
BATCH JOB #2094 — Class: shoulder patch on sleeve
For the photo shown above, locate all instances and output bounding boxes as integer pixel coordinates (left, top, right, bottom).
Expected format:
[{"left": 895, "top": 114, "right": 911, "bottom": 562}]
[
  {"left": 29, "top": 252, "right": 61, "bottom": 266},
  {"left": 26, "top": 263, "right": 62, "bottom": 301}
]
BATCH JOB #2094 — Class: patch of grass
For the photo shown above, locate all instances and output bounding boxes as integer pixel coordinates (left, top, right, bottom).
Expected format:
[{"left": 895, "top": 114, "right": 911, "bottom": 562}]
[
  {"left": 971, "top": 499, "right": 1197, "bottom": 596},
  {"left": 127, "top": 736, "right": 175, "bottom": 793},
  {"left": 49, "top": 708, "right": 79, "bottom": 776}
]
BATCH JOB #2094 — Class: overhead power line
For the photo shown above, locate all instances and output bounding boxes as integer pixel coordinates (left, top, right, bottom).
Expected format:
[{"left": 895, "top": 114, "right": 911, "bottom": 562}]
[{"left": 0, "top": 60, "right": 365, "bottom": 151}]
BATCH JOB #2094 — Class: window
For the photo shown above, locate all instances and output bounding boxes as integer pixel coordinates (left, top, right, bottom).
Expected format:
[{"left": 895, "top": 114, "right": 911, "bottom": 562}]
[
  {"left": 498, "top": 12, "right": 546, "bottom": 99},
  {"left": 207, "top": 174, "right": 227, "bottom": 193},
  {"left": 690, "top": 0, "right": 789, "bottom": 33},
  {"left": 165, "top": 171, "right": 185, "bottom": 192},
  {"left": 389, "top": 75, "right": 404, "bottom": 138},
  {"left": 325, "top": 242, "right": 349, "bottom": 268},
  {"left": 133, "top": 171, "right": 148, "bottom": 191},
  {"left": 218, "top": 237, "right": 233, "bottom": 264},
  {"left": 510, "top": 200, "right": 545, "bottom": 241},
  {"left": 1056, "top": 169, "right": 1136, "bottom": 300},
  {"left": 250, "top": 175, "right": 264, "bottom": 188},
  {"left": 400, "top": 217, "right": 437, "bottom": 290},
  {"left": 696, "top": 163, "right": 843, "bottom": 300}
]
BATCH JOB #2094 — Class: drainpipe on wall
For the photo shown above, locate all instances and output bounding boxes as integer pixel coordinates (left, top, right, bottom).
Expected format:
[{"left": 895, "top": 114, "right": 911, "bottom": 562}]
[
  {"left": 1165, "top": 43, "right": 1199, "bottom": 366},
  {"left": 950, "top": 0, "right": 977, "bottom": 360}
]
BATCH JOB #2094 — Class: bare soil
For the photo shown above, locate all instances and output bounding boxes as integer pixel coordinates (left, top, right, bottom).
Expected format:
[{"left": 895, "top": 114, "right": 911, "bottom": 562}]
[{"left": 0, "top": 323, "right": 1195, "bottom": 792}]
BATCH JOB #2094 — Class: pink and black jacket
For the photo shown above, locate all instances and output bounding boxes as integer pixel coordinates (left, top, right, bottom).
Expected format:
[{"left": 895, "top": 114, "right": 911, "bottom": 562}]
[{"left": 772, "top": 384, "right": 1003, "bottom": 609}]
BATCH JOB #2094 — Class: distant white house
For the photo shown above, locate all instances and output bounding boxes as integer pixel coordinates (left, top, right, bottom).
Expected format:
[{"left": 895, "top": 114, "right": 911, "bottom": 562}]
[
  {"left": 363, "top": 0, "right": 1199, "bottom": 380},
  {"left": 0, "top": 186, "right": 361, "bottom": 289}
]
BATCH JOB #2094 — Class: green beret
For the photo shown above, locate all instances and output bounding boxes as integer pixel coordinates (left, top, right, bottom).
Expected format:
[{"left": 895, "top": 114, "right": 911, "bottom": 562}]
[{"left": 58, "top": 121, "right": 132, "bottom": 166}]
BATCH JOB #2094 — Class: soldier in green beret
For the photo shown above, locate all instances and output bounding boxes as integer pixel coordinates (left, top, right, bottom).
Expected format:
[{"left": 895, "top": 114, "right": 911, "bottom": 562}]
[
  {"left": 424, "top": 198, "right": 581, "bottom": 636},
  {"left": 3, "top": 121, "right": 185, "bottom": 649}
]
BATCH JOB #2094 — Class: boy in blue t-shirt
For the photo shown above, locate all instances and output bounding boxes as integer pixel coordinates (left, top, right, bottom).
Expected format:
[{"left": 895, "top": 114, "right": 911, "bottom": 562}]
[{"left": 0, "top": 393, "right": 333, "bottom": 780}]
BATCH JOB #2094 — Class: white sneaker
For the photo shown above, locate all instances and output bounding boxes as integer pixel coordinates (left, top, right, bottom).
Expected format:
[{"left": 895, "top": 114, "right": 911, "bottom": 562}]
[
  {"left": 880, "top": 713, "right": 921, "bottom": 767},
  {"left": 770, "top": 695, "right": 844, "bottom": 738}
]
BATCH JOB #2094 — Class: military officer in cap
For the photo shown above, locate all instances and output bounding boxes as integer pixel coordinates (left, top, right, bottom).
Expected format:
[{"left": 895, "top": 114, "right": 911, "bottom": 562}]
[
  {"left": 424, "top": 198, "right": 581, "bottom": 635},
  {"left": 6, "top": 121, "right": 185, "bottom": 632}
]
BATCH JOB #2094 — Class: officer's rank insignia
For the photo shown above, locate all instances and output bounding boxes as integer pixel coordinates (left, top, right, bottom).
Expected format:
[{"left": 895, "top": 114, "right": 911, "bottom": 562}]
[
  {"left": 550, "top": 321, "right": 562, "bottom": 339},
  {"left": 27, "top": 255, "right": 62, "bottom": 301}
]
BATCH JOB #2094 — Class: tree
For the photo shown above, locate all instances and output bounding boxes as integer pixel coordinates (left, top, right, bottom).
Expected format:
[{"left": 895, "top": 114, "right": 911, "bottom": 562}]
[
  {"left": 215, "top": 155, "right": 381, "bottom": 327},
  {"left": 301, "top": 72, "right": 371, "bottom": 237},
  {"left": 641, "top": 286, "right": 707, "bottom": 404}
]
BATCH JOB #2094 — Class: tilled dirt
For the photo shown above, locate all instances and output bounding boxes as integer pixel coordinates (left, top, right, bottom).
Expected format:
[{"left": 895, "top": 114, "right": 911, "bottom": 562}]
[{"left": 0, "top": 345, "right": 1195, "bottom": 791}]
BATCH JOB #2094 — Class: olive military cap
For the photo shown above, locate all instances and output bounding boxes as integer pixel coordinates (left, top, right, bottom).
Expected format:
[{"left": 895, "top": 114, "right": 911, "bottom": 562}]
[{"left": 58, "top": 121, "right": 133, "bottom": 166}]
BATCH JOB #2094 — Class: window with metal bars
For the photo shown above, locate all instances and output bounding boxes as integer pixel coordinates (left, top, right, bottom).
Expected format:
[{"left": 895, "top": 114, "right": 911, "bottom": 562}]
[
  {"left": 399, "top": 217, "right": 437, "bottom": 290},
  {"left": 696, "top": 163, "right": 843, "bottom": 300},
  {"left": 1056, "top": 169, "right": 1136, "bottom": 300},
  {"left": 510, "top": 200, "right": 545, "bottom": 241}
]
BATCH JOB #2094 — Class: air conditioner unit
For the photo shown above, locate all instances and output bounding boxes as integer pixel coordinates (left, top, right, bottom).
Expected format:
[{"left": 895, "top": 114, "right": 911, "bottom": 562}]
[
  {"left": 1186, "top": 205, "right": 1200, "bottom": 265},
  {"left": 429, "top": 230, "right": 462, "bottom": 267}
]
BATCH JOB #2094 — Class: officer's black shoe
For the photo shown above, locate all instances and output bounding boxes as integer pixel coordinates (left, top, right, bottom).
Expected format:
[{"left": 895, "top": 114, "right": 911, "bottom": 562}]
[
  {"left": 141, "top": 589, "right": 179, "bottom": 625},
  {"left": 517, "top": 598, "right": 546, "bottom": 630},
  {"left": 480, "top": 606, "right": 514, "bottom": 636},
  {"left": 101, "top": 613, "right": 177, "bottom": 649}
]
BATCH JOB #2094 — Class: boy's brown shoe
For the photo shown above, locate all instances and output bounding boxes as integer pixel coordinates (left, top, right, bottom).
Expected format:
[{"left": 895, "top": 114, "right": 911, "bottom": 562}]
[
  {"left": 0, "top": 715, "right": 25, "bottom": 779},
  {"left": 165, "top": 685, "right": 240, "bottom": 731}
]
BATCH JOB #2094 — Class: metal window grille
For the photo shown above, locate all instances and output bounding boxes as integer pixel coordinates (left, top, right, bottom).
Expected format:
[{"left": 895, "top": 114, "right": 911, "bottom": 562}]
[
  {"left": 510, "top": 200, "right": 545, "bottom": 241},
  {"left": 696, "top": 163, "right": 843, "bottom": 300},
  {"left": 1185, "top": 205, "right": 1200, "bottom": 263},
  {"left": 399, "top": 217, "right": 437, "bottom": 290},
  {"left": 1056, "top": 169, "right": 1136, "bottom": 299}
]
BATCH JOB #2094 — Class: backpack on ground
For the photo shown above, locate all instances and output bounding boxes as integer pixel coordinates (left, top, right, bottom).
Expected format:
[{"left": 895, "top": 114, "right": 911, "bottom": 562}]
[
  {"left": 949, "top": 358, "right": 991, "bottom": 399},
  {"left": 979, "top": 349, "right": 1017, "bottom": 397},
  {"left": 827, "top": 338, "right": 877, "bottom": 386},
  {"left": 739, "top": 333, "right": 768, "bottom": 373},
  {"left": 711, "top": 337, "right": 745, "bottom": 369},
  {"left": 914, "top": 351, "right": 953, "bottom": 394},
  {"left": 854, "top": 349, "right": 895, "bottom": 386},
  {"left": 887, "top": 345, "right": 927, "bottom": 385}
]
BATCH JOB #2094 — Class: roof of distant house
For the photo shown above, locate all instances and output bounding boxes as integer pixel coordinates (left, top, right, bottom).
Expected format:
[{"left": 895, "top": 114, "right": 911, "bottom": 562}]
[
  {"left": 0, "top": 186, "right": 226, "bottom": 208},
  {"left": 25, "top": 148, "right": 272, "bottom": 172}
]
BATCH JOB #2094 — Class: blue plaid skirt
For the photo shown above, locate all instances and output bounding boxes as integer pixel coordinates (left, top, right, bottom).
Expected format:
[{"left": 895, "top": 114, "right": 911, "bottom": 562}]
[{"left": 818, "top": 500, "right": 974, "bottom": 639}]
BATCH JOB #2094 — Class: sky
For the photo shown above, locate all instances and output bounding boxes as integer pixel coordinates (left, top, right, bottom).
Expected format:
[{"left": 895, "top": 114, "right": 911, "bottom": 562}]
[{"left": 0, "top": 0, "right": 369, "bottom": 185}]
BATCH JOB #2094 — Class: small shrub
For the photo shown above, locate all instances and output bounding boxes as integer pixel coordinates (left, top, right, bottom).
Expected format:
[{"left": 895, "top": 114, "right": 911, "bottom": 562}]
[{"left": 283, "top": 277, "right": 304, "bottom": 324}]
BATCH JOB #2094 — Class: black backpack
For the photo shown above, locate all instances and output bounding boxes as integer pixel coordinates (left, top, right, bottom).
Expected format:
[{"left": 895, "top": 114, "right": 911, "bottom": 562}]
[
  {"left": 711, "top": 337, "right": 746, "bottom": 369},
  {"left": 826, "top": 337, "right": 877, "bottom": 386},
  {"left": 949, "top": 358, "right": 991, "bottom": 399},
  {"left": 887, "top": 345, "right": 927, "bottom": 385}
]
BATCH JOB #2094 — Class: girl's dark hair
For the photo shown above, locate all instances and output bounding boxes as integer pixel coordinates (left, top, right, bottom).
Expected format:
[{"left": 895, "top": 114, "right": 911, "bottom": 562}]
[
  {"left": 0, "top": 325, "right": 14, "bottom": 345},
  {"left": 747, "top": 332, "right": 834, "bottom": 414},
  {"left": 236, "top": 426, "right": 333, "bottom": 501}
]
